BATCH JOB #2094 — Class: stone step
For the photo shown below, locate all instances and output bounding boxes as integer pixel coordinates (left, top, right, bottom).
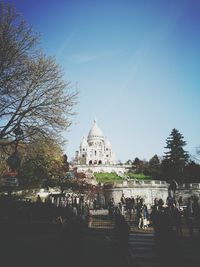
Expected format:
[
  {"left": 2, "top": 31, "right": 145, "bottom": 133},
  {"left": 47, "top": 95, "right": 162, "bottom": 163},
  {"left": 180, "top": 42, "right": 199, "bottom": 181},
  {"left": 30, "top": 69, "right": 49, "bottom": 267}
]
[
  {"left": 128, "top": 231, "right": 160, "bottom": 266},
  {"left": 129, "top": 233, "right": 154, "bottom": 238},
  {"left": 88, "top": 216, "right": 115, "bottom": 228},
  {"left": 129, "top": 241, "right": 154, "bottom": 247}
]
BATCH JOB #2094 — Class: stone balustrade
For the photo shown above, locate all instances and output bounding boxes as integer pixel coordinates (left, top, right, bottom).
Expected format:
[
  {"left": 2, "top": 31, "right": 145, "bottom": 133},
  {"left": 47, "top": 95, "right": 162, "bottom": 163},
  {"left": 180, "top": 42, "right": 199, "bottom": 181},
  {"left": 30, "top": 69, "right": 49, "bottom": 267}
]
[
  {"left": 75, "top": 164, "right": 132, "bottom": 174},
  {"left": 114, "top": 180, "right": 168, "bottom": 188}
]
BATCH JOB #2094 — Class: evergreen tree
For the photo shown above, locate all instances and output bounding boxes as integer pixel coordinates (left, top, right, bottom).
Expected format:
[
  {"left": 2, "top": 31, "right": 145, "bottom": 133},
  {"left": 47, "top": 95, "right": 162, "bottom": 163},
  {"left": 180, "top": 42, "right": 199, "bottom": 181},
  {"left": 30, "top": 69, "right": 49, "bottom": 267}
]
[{"left": 161, "top": 128, "right": 189, "bottom": 183}]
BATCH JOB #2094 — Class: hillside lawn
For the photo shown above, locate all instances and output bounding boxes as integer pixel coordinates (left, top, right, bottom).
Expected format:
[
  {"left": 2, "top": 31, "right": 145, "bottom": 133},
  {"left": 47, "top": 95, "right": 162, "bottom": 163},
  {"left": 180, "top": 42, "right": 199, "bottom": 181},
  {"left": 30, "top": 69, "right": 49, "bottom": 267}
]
[{"left": 94, "top": 172, "right": 152, "bottom": 184}]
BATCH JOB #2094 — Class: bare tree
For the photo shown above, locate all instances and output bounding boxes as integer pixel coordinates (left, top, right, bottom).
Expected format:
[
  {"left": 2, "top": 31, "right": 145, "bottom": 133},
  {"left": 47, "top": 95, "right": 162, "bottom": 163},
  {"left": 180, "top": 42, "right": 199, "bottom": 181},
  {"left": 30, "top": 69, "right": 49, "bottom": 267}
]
[{"left": 0, "top": 3, "right": 78, "bottom": 145}]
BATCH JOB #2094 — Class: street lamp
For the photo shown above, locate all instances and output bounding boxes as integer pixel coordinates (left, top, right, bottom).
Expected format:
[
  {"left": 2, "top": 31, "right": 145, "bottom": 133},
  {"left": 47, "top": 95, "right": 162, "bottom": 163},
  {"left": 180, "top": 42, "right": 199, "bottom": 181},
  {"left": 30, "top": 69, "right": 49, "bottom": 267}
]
[
  {"left": 7, "top": 124, "right": 23, "bottom": 171},
  {"left": 4, "top": 125, "right": 23, "bottom": 193},
  {"left": 13, "top": 125, "right": 24, "bottom": 152}
]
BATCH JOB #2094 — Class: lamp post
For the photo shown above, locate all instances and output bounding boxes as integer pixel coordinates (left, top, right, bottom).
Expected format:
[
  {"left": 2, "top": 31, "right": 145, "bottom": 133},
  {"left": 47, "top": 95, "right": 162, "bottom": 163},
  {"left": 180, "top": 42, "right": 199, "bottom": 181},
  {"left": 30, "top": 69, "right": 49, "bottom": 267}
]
[
  {"left": 5, "top": 125, "right": 23, "bottom": 196},
  {"left": 13, "top": 125, "right": 24, "bottom": 152}
]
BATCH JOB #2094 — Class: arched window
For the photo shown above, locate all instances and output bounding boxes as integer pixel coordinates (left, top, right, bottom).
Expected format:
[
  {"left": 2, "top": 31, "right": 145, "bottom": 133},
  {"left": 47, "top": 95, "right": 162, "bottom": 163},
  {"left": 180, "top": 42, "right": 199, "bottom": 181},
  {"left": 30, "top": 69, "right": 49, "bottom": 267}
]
[
  {"left": 89, "top": 160, "right": 92, "bottom": 165},
  {"left": 98, "top": 160, "right": 102, "bottom": 165}
]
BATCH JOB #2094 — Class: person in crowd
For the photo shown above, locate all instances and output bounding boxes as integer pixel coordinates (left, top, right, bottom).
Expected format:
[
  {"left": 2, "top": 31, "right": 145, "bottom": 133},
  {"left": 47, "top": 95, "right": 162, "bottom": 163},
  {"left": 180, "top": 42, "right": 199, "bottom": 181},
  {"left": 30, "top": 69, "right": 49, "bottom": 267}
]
[
  {"left": 53, "top": 215, "right": 64, "bottom": 226},
  {"left": 137, "top": 204, "right": 143, "bottom": 229},
  {"left": 120, "top": 193, "right": 126, "bottom": 215},
  {"left": 126, "top": 197, "right": 132, "bottom": 215},
  {"left": 93, "top": 198, "right": 97, "bottom": 211},
  {"left": 172, "top": 204, "right": 183, "bottom": 236},
  {"left": 185, "top": 197, "right": 195, "bottom": 236},
  {"left": 151, "top": 198, "right": 177, "bottom": 259},
  {"left": 142, "top": 204, "right": 149, "bottom": 229},
  {"left": 131, "top": 196, "right": 135, "bottom": 211},
  {"left": 120, "top": 193, "right": 126, "bottom": 205},
  {"left": 193, "top": 196, "right": 200, "bottom": 234},
  {"left": 114, "top": 214, "right": 130, "bottom": 250},
  {"left": 36, "top": 194, "right": 42, "bottom": 203},
  {"left": 137, "top": 200, "right": 149, "bottom": 229},
  {"left": 108, "top": 198, "right": 115, "bottom": 217},
  {"left": 166, "top": 192, "right": 175, "bottom": 207},
  {"left": 178, "top": 196, "right": 183, "bottom": 208}
]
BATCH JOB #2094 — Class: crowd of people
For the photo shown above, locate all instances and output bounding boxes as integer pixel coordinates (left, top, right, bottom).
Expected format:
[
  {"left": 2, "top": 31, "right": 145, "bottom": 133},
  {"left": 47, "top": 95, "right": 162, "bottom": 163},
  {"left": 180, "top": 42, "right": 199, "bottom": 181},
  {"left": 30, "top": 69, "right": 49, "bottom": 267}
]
[
  {"left": 1, "top": 190, "right": 200, "bottom": 237},
  {"left": 1, "top": 190, "right": 200, "bottom": 266},
  {"left": 107, "top": 192, "right": 200, "bottom": 238},
  {"left": 107, "top": 194, "right": 150, "bottom": 228}
]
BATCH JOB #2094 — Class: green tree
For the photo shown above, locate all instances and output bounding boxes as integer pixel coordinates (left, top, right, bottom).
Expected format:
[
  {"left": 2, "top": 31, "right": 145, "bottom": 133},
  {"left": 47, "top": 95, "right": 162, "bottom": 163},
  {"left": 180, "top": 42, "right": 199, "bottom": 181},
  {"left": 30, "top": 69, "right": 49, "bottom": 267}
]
[
  {"left": 184, "top": 161, "right": 200, "bottom": 183},
  {"left": 18, "top": 137, "right": 66, "bottom": 188},
  {"left": 0, "top": 147, "right": 8, "bottom": 178},
  {"left": 0, "top": 144, "right": 16, "bottom": 183},
  {"left": 125, "top": 159, "right": 132, "bottom": 165},
  {"left": 0, "top": 3, "right": 78, "bottom": 146},
  {"left": 146, "top": 154, "right": 161, "bottom": 180},
  {"left": 133, "top": 157, "right": 148, "bottom": 173},
  {"left": 133, "top": 157, "right": 140, "bottom": 166},
  {"left": 161, "top": 128, "right": 189, "bottom": 183}
]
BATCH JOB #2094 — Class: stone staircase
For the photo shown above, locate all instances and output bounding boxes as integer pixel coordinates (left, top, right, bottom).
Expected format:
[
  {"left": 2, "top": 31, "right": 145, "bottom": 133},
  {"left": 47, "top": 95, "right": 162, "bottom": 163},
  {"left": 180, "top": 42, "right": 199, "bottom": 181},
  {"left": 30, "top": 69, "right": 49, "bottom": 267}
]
[
  {"left": 127, "top": 232, "right": 160, "bottom": 267},
  {"left": 88, "top": 209, "right": 115, "bottom": 229}
]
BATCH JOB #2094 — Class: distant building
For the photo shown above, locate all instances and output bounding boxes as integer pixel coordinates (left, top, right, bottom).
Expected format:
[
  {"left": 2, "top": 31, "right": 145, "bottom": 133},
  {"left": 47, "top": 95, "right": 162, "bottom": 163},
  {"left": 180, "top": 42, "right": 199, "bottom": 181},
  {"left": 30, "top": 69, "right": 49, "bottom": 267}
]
[{"left": 75, "top": 120, "right": 116, "bottom": 165}]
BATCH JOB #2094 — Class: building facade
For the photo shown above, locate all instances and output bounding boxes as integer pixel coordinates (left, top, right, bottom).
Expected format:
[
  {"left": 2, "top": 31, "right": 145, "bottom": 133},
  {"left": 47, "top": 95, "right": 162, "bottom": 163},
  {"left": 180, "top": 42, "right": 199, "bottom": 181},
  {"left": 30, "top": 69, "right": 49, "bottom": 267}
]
[{"left": 75, "top": 120, "right": 116, "bottom": 165}]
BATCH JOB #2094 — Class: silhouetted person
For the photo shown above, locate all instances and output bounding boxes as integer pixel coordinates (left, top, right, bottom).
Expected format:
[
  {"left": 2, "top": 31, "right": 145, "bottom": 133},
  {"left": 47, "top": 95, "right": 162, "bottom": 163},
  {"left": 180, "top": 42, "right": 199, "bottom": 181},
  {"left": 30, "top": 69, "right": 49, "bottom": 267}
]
[
  {"left": 108, "top": 198, "right": 115, "bottom": 217},
  {"left": 151, "top": 199, "right": 177, "bottom": 259},
  {"left": 114, "top": 214, "right": 130, "bottom": 266},
  {"left": 185, "top": 197, "right": 195, "bottom": 236},
  {"left": 172, "top": 205, "right": 183, "bottom": 236},
  {"left": 36, "top": 194, "right": 42, "bottom": 203},
  {"left": 193, "top": 196, "right": 200, "bottom": 234}
]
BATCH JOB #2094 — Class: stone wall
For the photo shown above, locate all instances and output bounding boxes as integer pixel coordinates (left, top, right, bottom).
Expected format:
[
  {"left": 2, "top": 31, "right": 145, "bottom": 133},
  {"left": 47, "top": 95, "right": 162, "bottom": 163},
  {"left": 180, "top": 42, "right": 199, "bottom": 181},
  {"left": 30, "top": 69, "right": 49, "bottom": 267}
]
[
  {"left": 104, "top": 180, "right": 169, "bottom": 206},
  {"left": 175, "top": 183, "right": 200, "bottom": 204},
  {"left": 103, "top": 181, "right": 200, "bottom": 206}
]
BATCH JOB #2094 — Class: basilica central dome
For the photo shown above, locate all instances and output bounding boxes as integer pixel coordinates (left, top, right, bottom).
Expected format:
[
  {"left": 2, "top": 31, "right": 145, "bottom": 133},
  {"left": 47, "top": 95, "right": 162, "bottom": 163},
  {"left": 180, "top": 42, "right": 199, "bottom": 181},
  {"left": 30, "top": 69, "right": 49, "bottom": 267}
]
[{"left": 87, "top": 120, "right": 103, "bottom": 140}]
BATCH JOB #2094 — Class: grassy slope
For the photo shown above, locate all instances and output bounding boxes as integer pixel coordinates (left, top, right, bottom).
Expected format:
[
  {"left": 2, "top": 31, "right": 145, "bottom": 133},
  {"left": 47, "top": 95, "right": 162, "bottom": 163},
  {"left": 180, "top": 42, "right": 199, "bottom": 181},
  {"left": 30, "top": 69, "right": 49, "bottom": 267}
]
[
  {"left": 94, "top": 172, "right": 152, "bottom": 184},
  {"left": 94, "top": 172, "right": 123, "bottom": 184},
  {"left": 127, "top": 172, "right": 152, "bottom": 180}
]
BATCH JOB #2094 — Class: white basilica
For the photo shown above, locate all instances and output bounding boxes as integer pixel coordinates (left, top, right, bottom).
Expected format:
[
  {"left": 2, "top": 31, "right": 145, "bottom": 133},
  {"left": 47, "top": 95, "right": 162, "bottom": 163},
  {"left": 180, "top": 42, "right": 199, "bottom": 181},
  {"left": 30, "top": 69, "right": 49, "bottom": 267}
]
[{"left": 75, "top": 120, "right": 116, "bottom": 165}]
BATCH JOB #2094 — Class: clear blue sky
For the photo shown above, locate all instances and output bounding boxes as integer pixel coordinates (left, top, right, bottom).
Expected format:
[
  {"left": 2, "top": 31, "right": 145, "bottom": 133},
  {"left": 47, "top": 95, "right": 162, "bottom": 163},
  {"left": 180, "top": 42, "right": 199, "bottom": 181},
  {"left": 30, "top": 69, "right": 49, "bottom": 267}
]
[{"left": 9, "top": 0, "right": 200, "bottom": 162}]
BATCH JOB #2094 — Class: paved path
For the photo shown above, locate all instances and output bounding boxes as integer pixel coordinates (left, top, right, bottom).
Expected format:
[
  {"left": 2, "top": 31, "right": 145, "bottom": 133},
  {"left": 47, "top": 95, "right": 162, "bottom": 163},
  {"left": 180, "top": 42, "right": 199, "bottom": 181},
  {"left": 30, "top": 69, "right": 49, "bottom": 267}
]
[
  {"left": 1, "top": 209, "right": 200, "bottom": 267},
  {"left": 128, "top": 230, "right": 200, "bottom": 267},
  {"left": 81, "top": 228, "right": 116, "bottom": 267},
  {"left": 179, "top": 236, "right": 200, "bottom": 267}
]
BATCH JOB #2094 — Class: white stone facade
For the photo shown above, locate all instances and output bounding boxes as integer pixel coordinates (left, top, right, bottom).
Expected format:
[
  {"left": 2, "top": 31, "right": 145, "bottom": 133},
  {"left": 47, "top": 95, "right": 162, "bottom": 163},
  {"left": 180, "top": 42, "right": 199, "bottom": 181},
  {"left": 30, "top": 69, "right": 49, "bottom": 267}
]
[{"left": 75, "top": 120, "right": 116, "bottom": 165}]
